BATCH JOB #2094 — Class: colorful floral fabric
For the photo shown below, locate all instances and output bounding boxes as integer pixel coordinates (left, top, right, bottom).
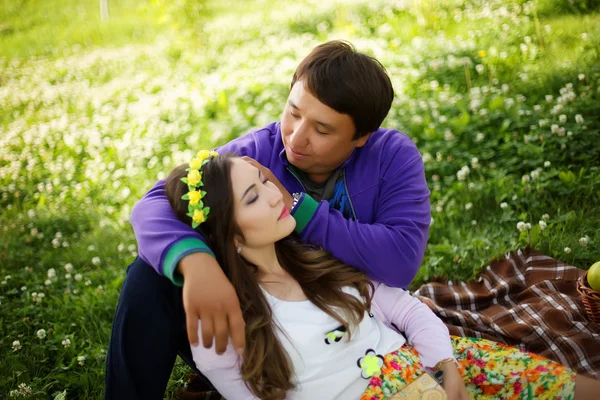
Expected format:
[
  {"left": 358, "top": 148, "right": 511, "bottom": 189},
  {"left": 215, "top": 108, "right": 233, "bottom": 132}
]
[{"left": 361, "top": 336, "right": 576, "bottom": 400}]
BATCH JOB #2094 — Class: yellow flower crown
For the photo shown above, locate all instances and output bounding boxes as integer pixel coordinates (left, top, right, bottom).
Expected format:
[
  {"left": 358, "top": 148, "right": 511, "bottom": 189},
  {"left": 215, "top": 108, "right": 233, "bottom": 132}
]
[{"left": 180, "top": 150, "right": 219, "bottom": 228}]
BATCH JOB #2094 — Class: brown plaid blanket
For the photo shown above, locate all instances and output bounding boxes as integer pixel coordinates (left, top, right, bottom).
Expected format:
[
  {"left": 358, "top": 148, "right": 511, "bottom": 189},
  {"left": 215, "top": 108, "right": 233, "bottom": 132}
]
[{"left": 414, "top": 247, "right": 600, "bottom": 380}]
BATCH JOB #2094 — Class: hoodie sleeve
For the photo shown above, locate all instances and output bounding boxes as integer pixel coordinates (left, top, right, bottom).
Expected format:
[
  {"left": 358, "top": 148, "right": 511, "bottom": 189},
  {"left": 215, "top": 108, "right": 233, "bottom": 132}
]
[
  {"left": 370, "top": 282, "right": 455, "bottom": 369},
  {"left": 130, "top": 132, "right": 260, "bottom": 285},
  {"left": 291, "top": 143, "right": 430, "bottom": 288}
]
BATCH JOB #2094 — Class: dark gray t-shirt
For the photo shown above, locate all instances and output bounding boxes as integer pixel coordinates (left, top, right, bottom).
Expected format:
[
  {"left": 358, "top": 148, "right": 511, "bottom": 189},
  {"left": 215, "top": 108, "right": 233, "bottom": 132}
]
[{"left": 292, "top": 166, "right": 343, "bottom": 202}]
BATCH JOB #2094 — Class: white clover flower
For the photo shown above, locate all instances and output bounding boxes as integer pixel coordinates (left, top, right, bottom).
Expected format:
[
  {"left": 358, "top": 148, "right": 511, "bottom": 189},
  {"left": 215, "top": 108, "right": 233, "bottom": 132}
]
[
  {"left": 52, "top": 238, "right": 60, "bottom": 248},
  {"left": 21, "top": 286, "right": 27, "bottom": 292},
  {"left": 45, "top": 279, "right": 52, "bottom": 286},
  {"left": 545, "top": 95, "right": 553, "bottom": 103},
  {"left": 92, "top": 257, "right": 101, "bottom": 266},
  {"left": 521, "top": 175, "right": 530, "bottom": 183},
  {"left": 533, "top": 105, "right": 541, "bottom": 112},
  {"left": 27, "top": 210, "right": 36, "bottom": 218},
  {"left": 97, "top": 285, "right": 104, "bottom": 294},
  {"left": 37, "top": 329, "right": 47, "bottom": 340},
  {"left": 475, "top": 64, "right": 484, "bottom": 74},
  {"left": 471, "top": 157, "right": 480, "bottom": 169},
  {"left": 55, "top": 232, "right": 63, "bottom": 239},
  {"left": 74, "top": 273, "right": 83, "bottom": 281},
  {"left": 500, "top": 202, "right": 508, "bottom": 209},
  {"left": 65, "top": 273, "right": 72, "bottom": 280},
  {"left": 471, "top": 220, "right": 477, "bottom": 226},
  {"left": 128, "top": 244, "right": 136, "bottom": 252},
  {"left": 575, "top": 114, "right": 584, "bottom": 124},
  {"left": 525, "top": 223, "right": 532, "bottom": 230},
  {"left": 17, "top": 383, "right": 32, "bottom": 396},
  {"left": 12, "top": 340, "right": 22, "bottom": 352},
  {"left": 579, "top": 236, "right": 589, "bottom": 247},
  {"left": 517, "top": 221, "right": 527, "bottom": 232},
  {"left": 62, "top": 338, "right": 71, "bottom": 348},
  {"left": 87, "top": 245, "right": 96, "bottom": 251},
  {"left": 9, "top": 390, "right": 19, "bottom": 397},
  {"left": 539, "top": 220, "right": 547, "bottom": 231},
  {"left": 47, "top": 268, "right": 56, "bottom": 279},
  {"left": 62, "top": 241, "right": 70, "bottom": 248},
  {"left": 84, "top": 279, "right": 92, "bottom": 286},
  {"left": 542, "top": 214, "right": 550, "bottom": 221},
  {"left": 456, "top": 166, "right": 470, "bottom": 181},
  {"left": 551, "top": 124, "right": 559, "bottom": 134},
  {"left": 512, "top": 195, "right": 518, "bottom": 201},
  {"left": 465, "top": 203, "right": 473, "bottom": 210},
  {"left": 578, "top": 74, "right": 585, "bottom": 81},
  {"left": 117, "top": 243, "right": 125, "bottom": 252},
  {"left": 78, "top": 355, "right": 86, "bottom": 366},
  {"left": 520, "top": 43, "right": 528, "bottom": 53},
  {"left": 564, "top": 247, "right": 572, "bottom": 254},
  {"left": 559, "top": 114, "right": 567, "bottom": 123},
  {"left": 475, "top": 132, "right": 485, "bottom": 142},
  {"left": 544, "top": 161, "right": 551, "bottom": 167},
  {"left": 64, "top": 263, "right": 74, "bottom": 273}
]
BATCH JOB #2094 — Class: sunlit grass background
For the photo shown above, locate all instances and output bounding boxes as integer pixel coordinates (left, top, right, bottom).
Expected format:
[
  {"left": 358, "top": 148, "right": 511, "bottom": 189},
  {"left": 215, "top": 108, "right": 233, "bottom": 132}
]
[{"left": 1, "top": 0, "right": 599, "bottom": 398}]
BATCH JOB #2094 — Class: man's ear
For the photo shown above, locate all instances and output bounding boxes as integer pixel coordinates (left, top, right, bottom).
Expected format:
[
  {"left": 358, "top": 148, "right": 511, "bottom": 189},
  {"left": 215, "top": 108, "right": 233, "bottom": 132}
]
[{"left": 354, "top": 132, "right": 372, "bottom": 148}]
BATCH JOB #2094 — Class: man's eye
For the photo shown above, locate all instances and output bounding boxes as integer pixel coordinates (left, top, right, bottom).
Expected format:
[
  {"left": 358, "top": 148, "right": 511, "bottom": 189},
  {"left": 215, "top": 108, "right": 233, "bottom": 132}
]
[
  {"left": 290, "top": 111, "right": 299, "bottom": 118},
  {"left": 247, "top": 196, "right": 258, "bottom": 205}
]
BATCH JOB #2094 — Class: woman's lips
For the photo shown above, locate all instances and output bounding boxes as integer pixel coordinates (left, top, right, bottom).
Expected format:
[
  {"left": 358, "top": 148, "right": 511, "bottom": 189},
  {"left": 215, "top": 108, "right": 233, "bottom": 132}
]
[{"left": 279, "top": 206, "right": 290, "bottom": 220}]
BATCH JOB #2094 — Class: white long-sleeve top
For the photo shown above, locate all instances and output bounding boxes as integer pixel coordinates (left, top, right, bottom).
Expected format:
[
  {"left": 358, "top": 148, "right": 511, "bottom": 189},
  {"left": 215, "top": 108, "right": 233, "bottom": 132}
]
[{"left": 191, "top": 282, "right": 454, "bottom": 399}]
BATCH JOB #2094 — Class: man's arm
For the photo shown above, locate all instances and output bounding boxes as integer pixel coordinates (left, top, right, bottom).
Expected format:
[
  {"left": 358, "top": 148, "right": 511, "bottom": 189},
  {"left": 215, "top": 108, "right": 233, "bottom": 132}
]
[
  {"left": 129, "top": 130, "right": 261, "bottom": 284},
  {"left": 292, "top": 146, "right": 430, "bottom": 288}
]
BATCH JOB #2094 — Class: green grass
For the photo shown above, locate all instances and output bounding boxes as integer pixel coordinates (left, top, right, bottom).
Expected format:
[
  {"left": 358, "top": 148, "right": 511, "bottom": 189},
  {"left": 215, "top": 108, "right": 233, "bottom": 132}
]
[
  {"left": 0, "top": 0, "right": 166, "bottom": 58},
  {"left": 1, "top": 0, "right": 599, "bottom": 398}
]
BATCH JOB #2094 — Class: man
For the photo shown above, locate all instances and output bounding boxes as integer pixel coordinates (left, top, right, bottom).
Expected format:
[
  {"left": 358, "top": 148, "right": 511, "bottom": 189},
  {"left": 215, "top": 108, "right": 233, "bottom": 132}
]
[{"left": 106, "top": 40, "right": 430, "bottom": 399}]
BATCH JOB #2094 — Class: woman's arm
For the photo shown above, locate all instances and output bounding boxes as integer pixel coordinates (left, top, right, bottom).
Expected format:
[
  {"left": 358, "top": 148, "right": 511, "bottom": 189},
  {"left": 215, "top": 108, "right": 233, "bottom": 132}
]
[
  {"left": 190, "top": 322, "right": 259, "bottom": 399},
  {"left": 370, "top": 282, "right": 455, "bottom": 368}
]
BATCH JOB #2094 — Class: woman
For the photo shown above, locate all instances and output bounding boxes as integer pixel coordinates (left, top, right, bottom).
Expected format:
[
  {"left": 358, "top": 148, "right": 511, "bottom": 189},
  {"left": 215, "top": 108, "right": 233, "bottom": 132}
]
[{"left": 165, "top": 152, "right": 596, "bottom": 400}]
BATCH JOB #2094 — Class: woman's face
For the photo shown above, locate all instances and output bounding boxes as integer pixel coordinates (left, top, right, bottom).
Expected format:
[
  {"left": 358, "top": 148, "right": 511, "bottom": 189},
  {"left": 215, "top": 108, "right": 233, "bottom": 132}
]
[{"left": 230, "top": 158, "right": 296, "bottom": 249}]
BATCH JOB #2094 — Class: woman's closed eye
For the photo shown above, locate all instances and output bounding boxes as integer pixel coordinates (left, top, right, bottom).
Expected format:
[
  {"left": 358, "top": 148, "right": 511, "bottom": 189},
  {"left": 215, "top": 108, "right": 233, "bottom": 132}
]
[{"left": 246, "top": 178, "right": 270, "bottom": 205}]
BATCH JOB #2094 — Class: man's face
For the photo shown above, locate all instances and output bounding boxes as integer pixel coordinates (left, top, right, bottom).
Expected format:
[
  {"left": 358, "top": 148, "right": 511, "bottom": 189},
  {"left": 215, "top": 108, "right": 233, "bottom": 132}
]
[{"left": 280, "top": 81, "right": 370, "bottom": 182}]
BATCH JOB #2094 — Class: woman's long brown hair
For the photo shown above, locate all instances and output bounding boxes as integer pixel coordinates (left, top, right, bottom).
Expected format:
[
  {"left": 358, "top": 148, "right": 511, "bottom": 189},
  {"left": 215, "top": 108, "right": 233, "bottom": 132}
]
[{"left": 165, "top": 154, "right": 373, "bottom": 400}]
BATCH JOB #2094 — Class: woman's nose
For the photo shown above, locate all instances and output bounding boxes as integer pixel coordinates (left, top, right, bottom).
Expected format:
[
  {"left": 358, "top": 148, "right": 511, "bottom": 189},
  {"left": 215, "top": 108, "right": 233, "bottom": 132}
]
[{"left": 268, "top": 188, "right": 283, "bottom": 207}]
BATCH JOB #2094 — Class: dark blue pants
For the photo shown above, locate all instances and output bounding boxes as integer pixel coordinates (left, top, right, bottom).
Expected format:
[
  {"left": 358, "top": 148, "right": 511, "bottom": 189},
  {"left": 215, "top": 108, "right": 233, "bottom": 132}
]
[{"left": 105, "top": 257, "right": 213, "bottom": 399}]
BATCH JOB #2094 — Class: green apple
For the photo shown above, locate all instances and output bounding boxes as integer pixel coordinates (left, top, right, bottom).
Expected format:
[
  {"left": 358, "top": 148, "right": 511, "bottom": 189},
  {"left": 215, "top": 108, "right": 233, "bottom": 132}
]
[{"left": 588, "top": 262, "right": 600, "bottom": 292}]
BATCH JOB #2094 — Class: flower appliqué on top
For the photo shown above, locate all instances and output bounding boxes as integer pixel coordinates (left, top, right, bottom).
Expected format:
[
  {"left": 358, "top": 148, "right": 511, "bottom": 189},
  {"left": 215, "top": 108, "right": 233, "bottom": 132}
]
[{"left": 357, "top": 349, "right": 384, "bottom": 379}]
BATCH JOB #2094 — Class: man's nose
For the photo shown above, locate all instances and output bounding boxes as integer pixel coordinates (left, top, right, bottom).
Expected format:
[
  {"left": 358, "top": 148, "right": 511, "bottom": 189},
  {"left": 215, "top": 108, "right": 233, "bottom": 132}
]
[{"left": 289, "top": 122, "right": 308, "bottom": 148}]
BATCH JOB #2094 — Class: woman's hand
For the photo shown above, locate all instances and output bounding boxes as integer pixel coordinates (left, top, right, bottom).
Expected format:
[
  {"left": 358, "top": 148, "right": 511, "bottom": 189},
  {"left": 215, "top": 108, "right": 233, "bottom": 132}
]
[{"left": 440, "top": 363, "right": 471, "bottom": 400}]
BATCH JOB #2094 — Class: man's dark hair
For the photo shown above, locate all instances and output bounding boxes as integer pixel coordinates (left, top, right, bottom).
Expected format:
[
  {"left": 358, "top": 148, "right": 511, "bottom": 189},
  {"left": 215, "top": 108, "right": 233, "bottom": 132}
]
[{"left": 291, "top": 40, "right": 394, "bottom": 139}]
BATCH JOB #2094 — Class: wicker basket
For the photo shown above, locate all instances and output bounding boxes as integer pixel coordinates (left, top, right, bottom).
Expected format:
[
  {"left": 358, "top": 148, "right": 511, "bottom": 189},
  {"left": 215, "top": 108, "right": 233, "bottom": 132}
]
[{"left": 577, "top": 271, "right": 600, "bottom": 323}]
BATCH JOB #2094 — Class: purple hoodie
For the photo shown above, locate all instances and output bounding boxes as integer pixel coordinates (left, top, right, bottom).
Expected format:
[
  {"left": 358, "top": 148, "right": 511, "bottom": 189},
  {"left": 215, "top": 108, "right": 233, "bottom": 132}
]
[{"left": 130, "top": 122, "right": 430, "bottom": 288}]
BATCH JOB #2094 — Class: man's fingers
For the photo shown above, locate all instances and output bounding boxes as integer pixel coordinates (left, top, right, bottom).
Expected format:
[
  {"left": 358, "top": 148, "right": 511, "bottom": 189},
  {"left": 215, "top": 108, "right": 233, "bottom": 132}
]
[
  {"left": 186, "top": 312, "right": 200, "bottom": 347},
  {"left": 213, "top": 313, "right": 229, "bottom": 355},
  {"left": 228, "top": 308, "right": 246, "bottom": 354},
  {"left": 200, "top": 313, "right": 215, "bottom": 349}
]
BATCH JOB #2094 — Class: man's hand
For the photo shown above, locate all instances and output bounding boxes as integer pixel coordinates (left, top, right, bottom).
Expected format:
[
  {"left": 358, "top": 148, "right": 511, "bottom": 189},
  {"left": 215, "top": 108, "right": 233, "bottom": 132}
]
[
  {"left": 440, "top": 363, "right": 470, "bottom": 400},
  {"left": 178, "top": 252, "right": 246, "bottom": 355},
  {"left": 241, "top": 156, "right": 294, "bottom": 210}
]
